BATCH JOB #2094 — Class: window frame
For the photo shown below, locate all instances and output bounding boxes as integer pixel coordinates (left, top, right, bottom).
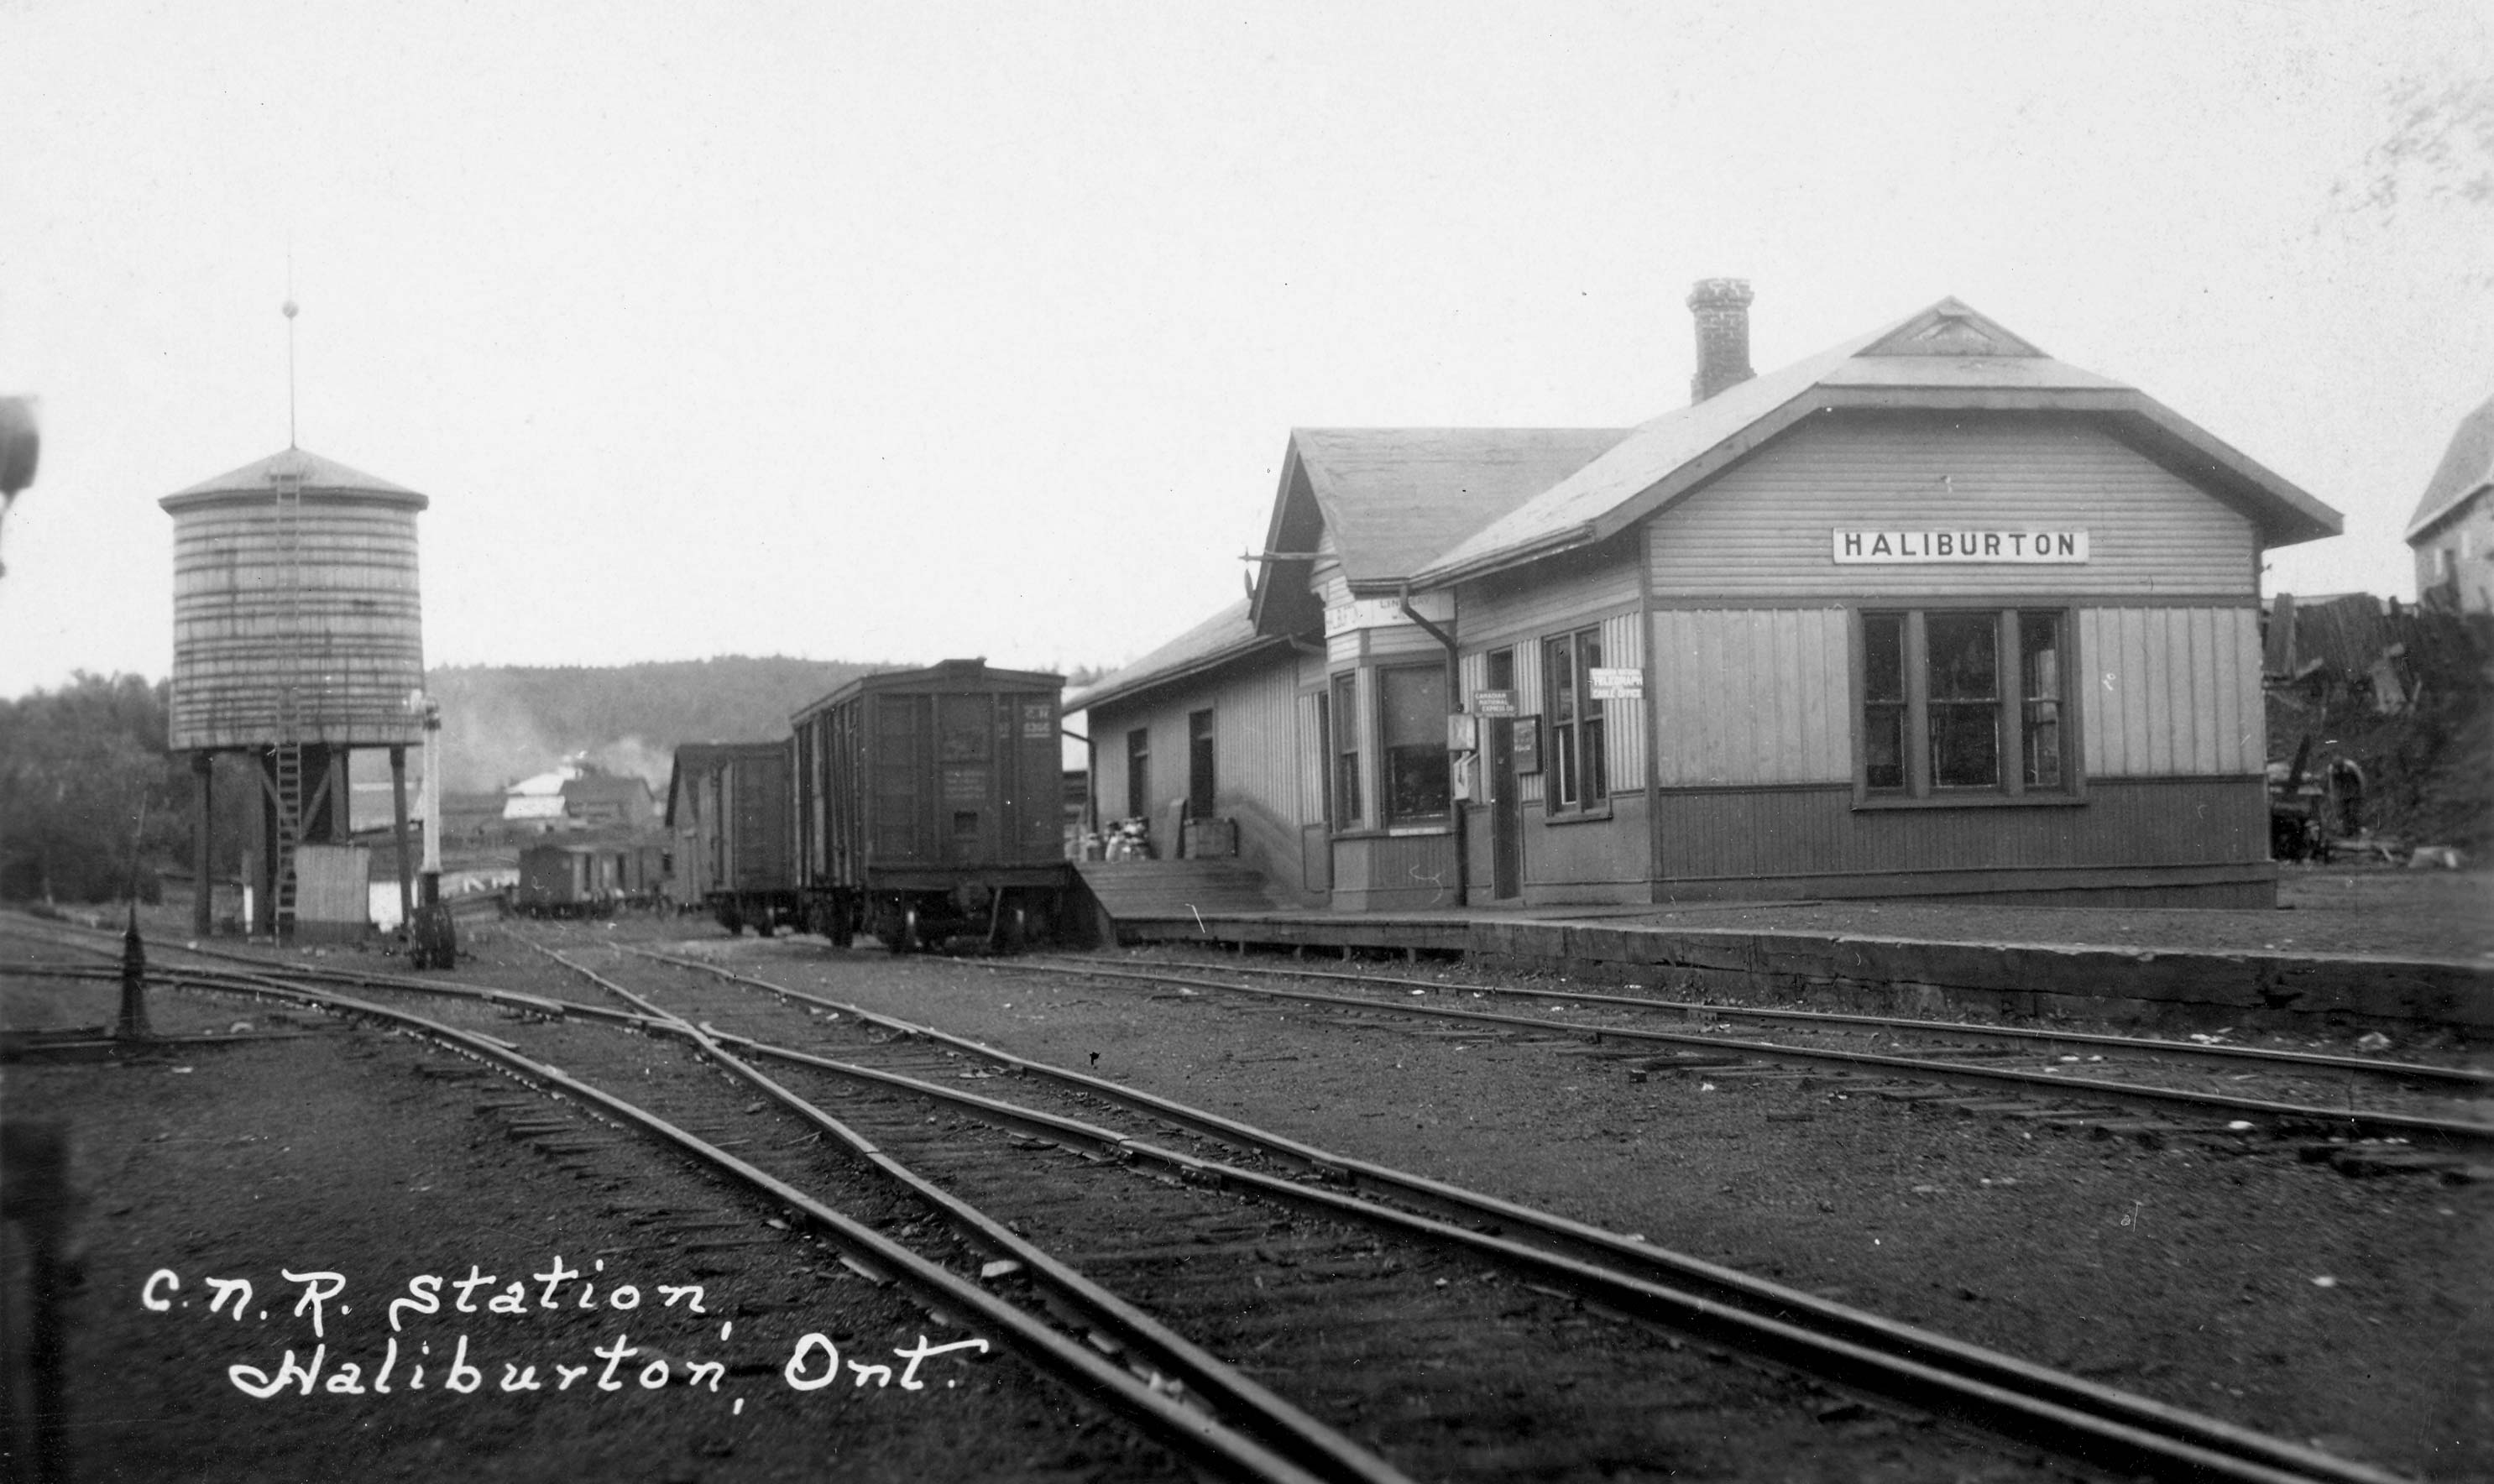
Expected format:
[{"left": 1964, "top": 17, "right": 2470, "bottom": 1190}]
[
  {"left": 1541, "top": 627, "right": 1610, "bottom": 819},
  {"left": 1376, "top": 662, "right": 1452, "bottom": 830},
  {"left": 1852, "top": 604, "right": 2083, "bottom": 808},
  {"left": 1329, "top": 671, "right": 1362, "bottom": 831},
  {"left": 1124, "top": 727, "right": 1151, "bottom": 821}
]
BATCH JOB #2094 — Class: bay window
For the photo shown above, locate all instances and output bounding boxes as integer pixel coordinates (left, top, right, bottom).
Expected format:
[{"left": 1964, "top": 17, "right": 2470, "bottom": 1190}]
[{"left": 1378, "top": 665, "right": 1451, "bottom": 826}]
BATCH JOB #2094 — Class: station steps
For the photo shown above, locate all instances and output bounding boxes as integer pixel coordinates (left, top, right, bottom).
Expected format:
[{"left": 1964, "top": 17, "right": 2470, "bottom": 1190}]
[{"left": 1072, "top": 859, "right": 1290, "bottom": 922}]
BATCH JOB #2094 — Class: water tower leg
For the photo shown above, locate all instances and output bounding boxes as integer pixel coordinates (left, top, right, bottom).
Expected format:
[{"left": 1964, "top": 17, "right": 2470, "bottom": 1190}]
[
  {"left": 390, "top": 745, "right": 414, "bottom": 944},
  {"left": 191, "top": 751, "right": 214, "bottom": 939}
]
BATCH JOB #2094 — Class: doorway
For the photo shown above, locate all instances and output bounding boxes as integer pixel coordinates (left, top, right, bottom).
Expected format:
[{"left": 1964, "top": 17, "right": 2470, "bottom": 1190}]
[{"left": 1487, "top": 648, "right": 1520, "bottom": 900}]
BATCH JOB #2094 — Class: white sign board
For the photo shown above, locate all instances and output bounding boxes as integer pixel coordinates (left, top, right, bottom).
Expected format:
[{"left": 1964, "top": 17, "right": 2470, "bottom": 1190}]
[
  {"left": 1832, "top": 530, "right": 2089, "bottom": 563},
  {"left": 1588, "top": 666, "right": 1643, "bottom": 701},
  {"left": 1471, "top": 688, "right": 1517, "bottom": 717}
]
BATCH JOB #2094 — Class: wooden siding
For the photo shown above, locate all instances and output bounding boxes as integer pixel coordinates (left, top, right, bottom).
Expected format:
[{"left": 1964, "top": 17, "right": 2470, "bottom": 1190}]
[
  {"left": 1211, "top": 654, "right": 1306, "bottom": 887},
  {"left": 2080, "top": 607, "right": 2263, "bottom": 776},
  {"left": 1514, "top": 639, "right": 1545, "bottom": 807},
  {"left": 1600, "top": 610, "right": 1646, "bottom": 794},
  {"left": 168, "top": 499, "right": 427, "bottom": 750},
  {"left": 1646, "top": 413, "right": 2259, "bottom": 602},
  {"left": 1365, "top": 623, "right": 1442, "bottom": 660},
  {"left": 1329, "top": 831, "right": 1462, "bottom": 911},
  {"left": 1457, "top": 549, "right": 1641, "bottom": 645},
  {"left": 1650, "top": 609, "right": 1851, "bottom": 786},
  {"left": 1295, "top": 691, "right": 1327, "bottom": 825},
  {"left": 1093, "top": 650, "right": 1306, "bottom": 886},
  {"left": 1654, "top": 776, "right": 2267, "bottom": 886},
  {"left": 1518, "top": 794, "right": 1650, "bottom": 902}
]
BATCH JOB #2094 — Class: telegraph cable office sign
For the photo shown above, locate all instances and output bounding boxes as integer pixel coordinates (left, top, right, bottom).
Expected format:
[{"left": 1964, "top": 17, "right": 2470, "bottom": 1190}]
[{"left": 1833, "top": 530, "right": 2089, "bottom": 563}]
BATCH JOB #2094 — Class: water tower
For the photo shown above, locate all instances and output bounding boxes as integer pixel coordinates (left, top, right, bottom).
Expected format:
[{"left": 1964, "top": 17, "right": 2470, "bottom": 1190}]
[{"left": 161, "top": 445, "right": 430, "bottom": 940}]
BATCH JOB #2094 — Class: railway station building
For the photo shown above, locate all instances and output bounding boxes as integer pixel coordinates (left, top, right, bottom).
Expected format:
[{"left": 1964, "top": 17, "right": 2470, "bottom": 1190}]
[{"left": 1069, "top": 287, "right": 2341, "bottom": 911}]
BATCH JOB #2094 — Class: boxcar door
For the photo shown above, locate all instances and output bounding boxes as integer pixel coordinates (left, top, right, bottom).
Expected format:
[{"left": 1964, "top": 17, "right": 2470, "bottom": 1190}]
[{"left": 937, "top": 692, "right": 998, "bottom": 865}]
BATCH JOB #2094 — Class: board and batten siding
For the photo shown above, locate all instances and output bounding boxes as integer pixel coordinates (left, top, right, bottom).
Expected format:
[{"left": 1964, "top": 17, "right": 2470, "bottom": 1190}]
[
  {"left": 2081, "top": 606, "right": 2263, "bottom": 776},
  {"left": 1597, "top": 610, "right": 1647, "bottom": 794},
  {"left": 1295, "top": 691, "right": 1327, "bottom": 824},
  {"left": 1647, "top": 604, "right": 2259, "bottom": 791},
  {"left": 1646, "top": 413, "right": 2259, "bottom": 601},
  {"left": 1454, "top": 548, "right": 1641, "bottom": 808},
  {"left": 1650, "top": 608, "right": 1850, "bottom": 786}
]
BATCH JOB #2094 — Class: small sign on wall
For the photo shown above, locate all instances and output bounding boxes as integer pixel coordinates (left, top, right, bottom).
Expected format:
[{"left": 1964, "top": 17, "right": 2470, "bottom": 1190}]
[
  {"left": 1588, "top": 667, "right": 1643, "bottom": 701},
  {"left": 1832, "top": 529, "right": 2089, "bottom": 563},
  {"left": 1512, "top": 715, "right": 1541, "bottom": 775},
  {"left": 1471, "top": 688, "right": 1516, "bottom": 717}
]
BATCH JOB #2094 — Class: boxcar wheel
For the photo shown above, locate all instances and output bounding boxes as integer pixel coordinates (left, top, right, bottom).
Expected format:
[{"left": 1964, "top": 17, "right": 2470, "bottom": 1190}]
[{"left": 829, "top": 897, "right": 855, "bottom": 949}]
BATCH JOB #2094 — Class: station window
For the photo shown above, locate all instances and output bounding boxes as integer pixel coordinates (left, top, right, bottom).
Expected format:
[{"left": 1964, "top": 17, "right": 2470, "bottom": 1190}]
[
  {"left": 1378, "top": 665, "right": 1450, "bottom": 827},
  {"left": 1329, "top": 671, "right": 1362, "bottom": 828},
  {"left": 1543, "top": 628, "right": 1608, "bottom": 814},
  {"left": 1125, "top": 729, "right": 1150, "bottom": 818},
  {"left": 1860, "top": 609, "right": 2071, "bottom": 799}
]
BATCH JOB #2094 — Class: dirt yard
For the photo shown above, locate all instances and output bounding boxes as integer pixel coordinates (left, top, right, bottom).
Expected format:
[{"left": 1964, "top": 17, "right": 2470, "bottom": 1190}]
[{"left": 3, "top": 871, "right": 2488, "bottom": 1481}]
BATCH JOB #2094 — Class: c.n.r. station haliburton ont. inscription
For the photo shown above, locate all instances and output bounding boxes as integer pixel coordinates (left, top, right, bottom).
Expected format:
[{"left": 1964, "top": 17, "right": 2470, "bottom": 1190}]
[{"left": 140, "top": 1256, "right": 990, "bottom": 1408}]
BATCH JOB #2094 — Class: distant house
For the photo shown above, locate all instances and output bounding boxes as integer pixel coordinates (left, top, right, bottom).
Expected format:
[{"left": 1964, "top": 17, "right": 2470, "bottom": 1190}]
[
  {"left": 2406, "top": 391, "right": 2494, "bottom": 615},
  {"left": 1073, "top": 285, "right": 2341, "bottom": 910},
  {"left": 503, "top": 765, "right": 578, "bottom": 829},
  {"left": 562, "top": 773, "right": 657, "bottom": 829},
  {"left": 499, "top": 762, "right": 658, "bottom": 833}
]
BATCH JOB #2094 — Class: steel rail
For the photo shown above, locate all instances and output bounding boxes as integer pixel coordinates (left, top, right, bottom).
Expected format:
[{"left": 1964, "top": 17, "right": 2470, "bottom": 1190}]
[
  {"left": 4, "top": 938, "right": 1340, "bottom": 1484},
  {"left": 520, "top": 941, "right": 1415, "bottom": 1484},
  {"left": 8, "top": 920, "right": 2430, "bottom": 1480},
  {"left": 1000, "top": 959, "right": 2494, "bottom": 1147},
  {"left": 1035, "top": 953, "right": 2493, "bottom": 1091},
  {"left": 629, "top": 945, "right": 2410, "bottom": 1484}
]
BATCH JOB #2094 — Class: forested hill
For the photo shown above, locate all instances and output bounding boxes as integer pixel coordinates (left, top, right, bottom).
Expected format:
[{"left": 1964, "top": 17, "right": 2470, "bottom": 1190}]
[{"left": 426, "top": 656, "right": 891, "bottom": 793}]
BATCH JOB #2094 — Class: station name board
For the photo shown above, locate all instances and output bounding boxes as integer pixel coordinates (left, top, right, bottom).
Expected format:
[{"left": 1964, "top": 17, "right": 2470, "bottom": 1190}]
[
  {"left": 1324, "top": 593, "right": 1452, "bottom": 636},
  {"left": 1832, "top": 530, "right": 2089, "bottom": 564}
]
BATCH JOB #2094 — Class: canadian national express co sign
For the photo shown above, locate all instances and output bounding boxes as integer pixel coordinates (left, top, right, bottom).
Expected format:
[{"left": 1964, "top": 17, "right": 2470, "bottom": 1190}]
[{"left": 1831, "top": 530, "right": 2089, "bottom": 563}]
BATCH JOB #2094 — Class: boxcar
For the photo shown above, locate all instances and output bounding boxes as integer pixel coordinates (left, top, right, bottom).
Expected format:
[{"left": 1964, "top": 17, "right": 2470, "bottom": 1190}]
[
  {"left": 664, "top": 741, "right": 797, "bottom": 934},
  {"left": 515, "top": 836, "right": 670, "bottom": 917},
  {"left": 792, "top": 660, "right": 1069, "bottom": 952}
]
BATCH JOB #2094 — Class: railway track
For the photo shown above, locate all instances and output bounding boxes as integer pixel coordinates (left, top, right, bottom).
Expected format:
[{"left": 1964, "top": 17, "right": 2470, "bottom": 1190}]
[
  {"left": 1001, "top": 951, "right": 2494, "bottom": 1156},
  {"left": 0, "top": 917, "right": 2440, "bottom": 1481}
]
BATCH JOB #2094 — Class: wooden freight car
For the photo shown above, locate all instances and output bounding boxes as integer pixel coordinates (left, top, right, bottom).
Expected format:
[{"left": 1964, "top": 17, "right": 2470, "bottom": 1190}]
[
  {"left": 664, "top": 741, "right": 797, "bottom": 934},
  {"left": 515, "top": 837, "right": 667, "bottom": 917},
  {"left": 792, "top": 660, "right": 1069, "bottom": 952}
]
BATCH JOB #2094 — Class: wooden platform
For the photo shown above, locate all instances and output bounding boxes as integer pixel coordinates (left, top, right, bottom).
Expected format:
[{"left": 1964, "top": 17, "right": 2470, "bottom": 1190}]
[
  {"left": 1072, "top": 859, "right": 1294, "bottom": 922},
  {"left": 1079, "top": 893, "right": 2494, "bottom": 1038}
]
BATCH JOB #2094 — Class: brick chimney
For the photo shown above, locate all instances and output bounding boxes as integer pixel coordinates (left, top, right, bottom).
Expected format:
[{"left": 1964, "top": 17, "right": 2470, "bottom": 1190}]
[{"left": 1687, "top": 278, "right": 1754, "bottom": 403}]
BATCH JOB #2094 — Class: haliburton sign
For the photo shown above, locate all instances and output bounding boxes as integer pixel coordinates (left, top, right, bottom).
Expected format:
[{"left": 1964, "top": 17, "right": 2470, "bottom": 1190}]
[{"left": 1831, "top": 529, "right": 2089, "bottom": 563}]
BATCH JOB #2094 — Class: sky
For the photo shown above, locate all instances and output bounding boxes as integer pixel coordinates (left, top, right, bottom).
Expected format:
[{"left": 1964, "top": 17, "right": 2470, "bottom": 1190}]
[{"left": 3, "top": 0, "right": 2489, "bottom": 700}]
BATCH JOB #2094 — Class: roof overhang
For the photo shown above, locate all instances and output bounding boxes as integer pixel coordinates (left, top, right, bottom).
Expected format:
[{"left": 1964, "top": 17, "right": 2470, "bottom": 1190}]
[{"left": 1067, "top": 630, "right": 1294, "bottom": 717}]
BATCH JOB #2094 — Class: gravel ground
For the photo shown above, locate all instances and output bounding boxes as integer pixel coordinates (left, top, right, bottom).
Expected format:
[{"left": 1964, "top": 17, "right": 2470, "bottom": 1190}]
[
  {"left": 679, "top": 932, "right": 2491, "bottom": 1482},
  {"left": 5, "top": 875, "right": 2490, "bottom": 1481}
]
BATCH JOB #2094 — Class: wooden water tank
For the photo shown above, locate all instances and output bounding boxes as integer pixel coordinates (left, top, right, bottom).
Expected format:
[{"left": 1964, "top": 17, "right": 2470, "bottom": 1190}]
[{"left": 159, "top": 447, "right": 428, "bottom": 752}]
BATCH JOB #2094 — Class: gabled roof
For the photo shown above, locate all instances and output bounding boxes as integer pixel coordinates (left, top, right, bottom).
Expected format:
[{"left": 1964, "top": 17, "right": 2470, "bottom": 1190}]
[
  {"left": 1410, "top": 299, "right": 2340, "bottom": 587},
  {"left": 160, "top": 445, "right": 427, "bottom": 511},
  {"left": 1066, "top": 598, "right": 1282, "bottom": 716},
  {"left": 1248, "top": 428, "right": 1627, "bottom": 633},
  {"left": 2406, "top": 391, "right": 2494, "bottom": 541}
]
